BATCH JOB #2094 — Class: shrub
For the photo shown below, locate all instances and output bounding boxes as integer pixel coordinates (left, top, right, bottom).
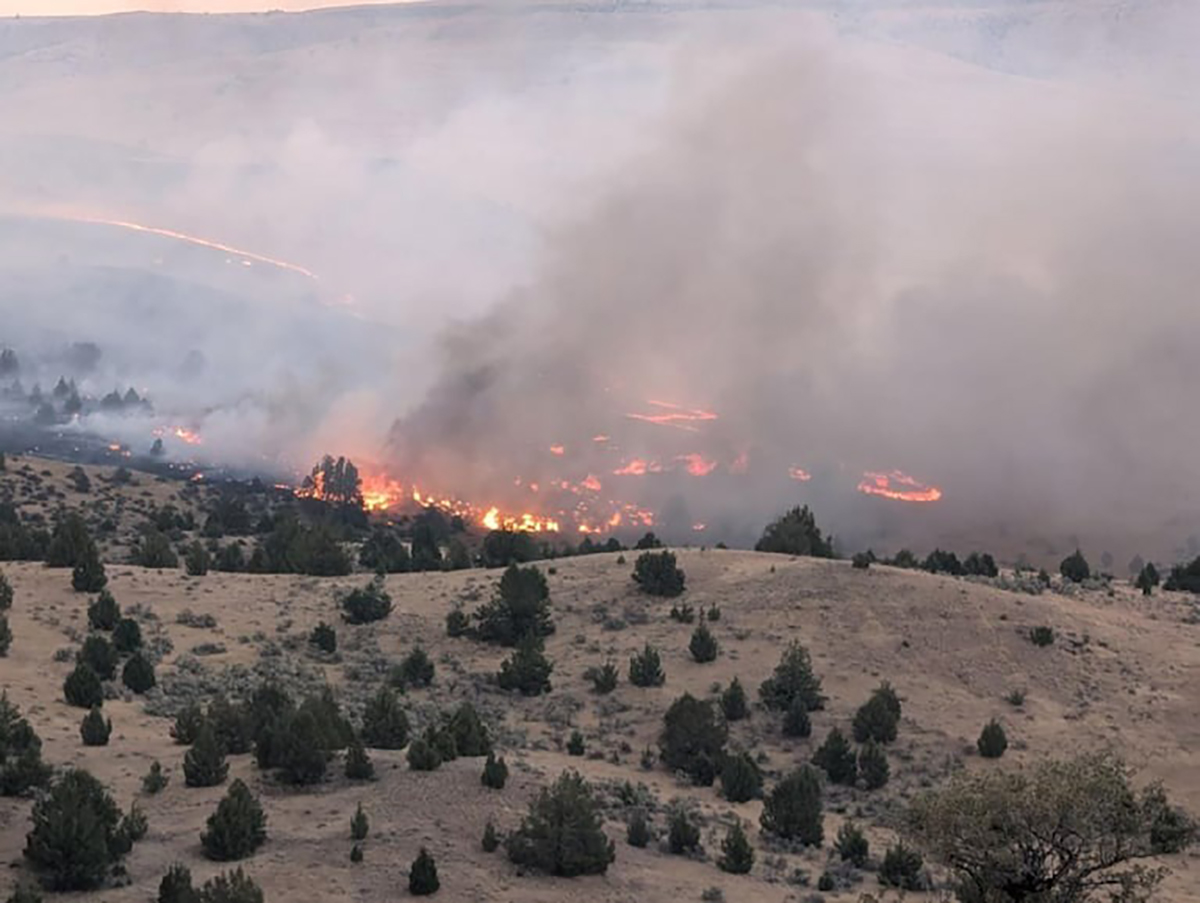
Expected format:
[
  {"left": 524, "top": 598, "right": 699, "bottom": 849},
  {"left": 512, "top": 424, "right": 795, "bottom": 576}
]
[
  {"left": 667, "top": 806, "right": 701, "bottom": 854},
  {"left": 142, "top": 761, "right": 169, "bottom": 795},
  {"left": 201, "top": 779, "right": 267, "bottom": 861},
  {"left": 669, "top": 603, "right": 695, "bottom": 623},
  {"left": 184, "top": 723, "right": 229, "bottom": 788},
  {"left": 567, "top": 731, "right": 585, "bottom": 756},
  {"left": 507, "top": 770, "right": 615, "bottom": 876},
  {"left": 45, "top": 514, "right": 92, "bottom": 568},
  {"left": 586, "top": 660, "right": 619, "bottom": 694},
  {"left": 344, "top": 739, "right": 374, "bottom": 780},
  {"left": 157, "top": 863, "right": 196, "bottom": 903},
  {"left": 851, "top": 551, "right": 872, "bottom": 569},
  {"left": 80, "top": 707, "right": 111, "bottom": 746},
  {"left": 0, "top": 614, "right": 9, "bottom": 656},
  {"left": 350, "top": 802, "right": 369, "bottom": 841},
  {"left": 852, "top": 690, "right": 899, "bottom": 744},
  {"left": 63, "top": 662, "right": 104, "bottom": 709},
  {"left": 122, "top": 652, "right": 156, "bottom": 693},
  {"left": 474, "top": 564, "right": 553, "bottom": 645},
  {"left": 360, "top": 686, "right": 409, "bottom": 750},
  {"left": 721, "top": 678, "right": 749, "bottom": 722},
  {"left": 120, "top": 803, "right": 148, "bottom": 843},
  {"left": 714, "top": 820, "right": 754, "bottom": 873},
  {"left": 1030, "top": 625, "right": 1055, "bottom": 647},
  {"left": 879, "top": 843, "right": 924, "bottom": 890},
  {"left": 340, "top": 578, "right": 393, "bottom": 624},
  {"left": 720, "top": 750, "right": 763, "bottom": 803},
  {"left": 396, "top": 646, "right": 435, "bottom": 688},
  {"left": 309, "top": 622, "right": 336, "bottom": 654},
  {"left": 782, "top": 698, "right": 812, "bottom": 739},
  {"left": 629, "top": 643, "right": 665, "bottom": 687},
  {"left": 707, "top": 604, "right": 721, "bottom": 621},
  {"left": 481, "top": 528, "right": 538, "bottom": 567},
  {"left": 812, "top": 728, "right": 857, "bottom": 786},
  {"left": 858, "top": 739, "right": 889, "bottom": 790},
  {"left": 185, "top": 541, "right": 211, "bottom": 577},
  {"left": 977, "top": 719, "right": 1008, "bottom": 759},
  {"left": 407, "top": 738, "right": 441, "bottom": 772},
  {"left": 78, "top": 634, "right": 118, "bottom": 680},
  {"left": 497, "top": 634, "right": 553, "bottom": 696},
  {"left": 627, "top": 809, "right": 652, "bottom": 848},
  {"left": 964, "top": 551, "right": 999, "bottom": 578},
  {"left": 135, "top": 530, "right": 179, "bottom": 569},
  {"left": 112, "top": 617, "right": 143, "bottom": 654},
  {"left": 482, "top": 819, "right": 500, "bottom": 852},
  {"left": 632, "top": 550, "right": 686, "bottom": 597},
  {"left": 1164, "top": 556, "right": 1200, "bottom": 593},
  {"left": 71, "top": 543, "right": 107, "bottom": 593},
  {"left": 171, "top": 703, "right": 205, "bottom": 745},
  {"left": 660, "top": 693, "right": 727, "bottom": 786},
  {"left": 818, "top": 871, "right": 835, "bottom": 891},
  {"left": 274, "top": 711, "right": 329, "bottom": 785},
  {"left": 1060, "top": 549, "right": 1091, "bottom": 583},
  {"left": 409, "top": 847, "right": 439, "bottom": 896},
  {"left": 759, "top": 642, "right": 824, "bottom": 712},
  {"left": 87, "top": 590, "right": 120, "bottom": 630},
  {"left": 688, "top": 622, "right": 719, "bottom": 663},
  {"left": 24, "top": 769, "right": 128, "bottom": 890},
  {"left": 481, "top": 752, "right": 508, "bottom": 789},
  {"left": 197, "top": 867, "right": 263, "bottom": 903},
  {"left": 835, "top": 821, "right": 869, "bottom": 867},
  {"left": 760, "top": 765, "right": 823, "bottom": 845},
  {"left": 1145, "top": 784, "right": 1198, "bottom": 854},
  {"left": 1136, "top": 562, "right": 1161, "bottom": 596},
  {"left": 423, "top": 721, "right": 458, "bottom": 764},
  {"left": 449, "top": 702, "right": 492, "bottom": 757},
  {"left": 0, "top": 694, "right": 51, "bottom": 796},
  {"left": 754, "top": 505, "right": 833, "bottom": 557},
  {"left": 923, "top": 549, "right": 964, "bottom": 575},
  {"left": 350, "top": 843, "right": 363, "bottom": 864},
  {"left": 445, "top": 608, "right": 470, "bottom": 637}
]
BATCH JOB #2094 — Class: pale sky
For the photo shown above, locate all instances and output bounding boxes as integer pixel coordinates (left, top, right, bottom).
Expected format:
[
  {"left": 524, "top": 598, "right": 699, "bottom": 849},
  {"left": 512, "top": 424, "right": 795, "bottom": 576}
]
[{"left": 0, "top": 1, "right": 422, "bottom": 14}]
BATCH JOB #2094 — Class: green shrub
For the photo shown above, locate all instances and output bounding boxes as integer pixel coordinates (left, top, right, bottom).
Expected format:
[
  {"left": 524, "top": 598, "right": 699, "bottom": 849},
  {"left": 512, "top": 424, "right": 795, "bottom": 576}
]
[
  {"left": 0, "top": 694, "right": 51, "bottom": 796},
  {"left": 201, "top": 779, "right": 267, "bottom": 861},
  {"left": 80, "top": 707, "right": 111, "bottom": 746},
  {"left": 586, "top": 660, "right": 619, "bottom": 694},
  {"left": 497, "top": 634, "right": 553, "bottom": 695},
  {"left": 142, "top": 761, "right": 169, "bottom": 794},
  {"left": 964, "top": 551, "right": 999, "bottom": 578},
  {"left": 481, "top": 528, "right": 538, "bottom": 567},
  {"left": 760, "top": 766, "right": 823, "bottom": 845},
  {"left": 567, "top": 731, "right": 585, "bottom": 756},
  {"left": 122, "top": 652, "right": 156, "bottom": 693},
  {"left": 481, "top": 752, "right": 508, "bottom": 789},
  {"left": 754, "top": 505, "right": 833, "bottom": 557},
  {"left": 923, "top": 549, "right": 964, "bottom": 575},
  {"left": 408, "top": 847, "right": 439, "bottom": 896},
  {"left": 759, "top": 642, "right": 824, "bottom": 712},
  {"left": 407, "top": 738, "right": 441, "bottom": 771},
  {"left": 350, "top": 802, "right": 369, "bottom": 841},
  {"left": 184, "top": 723, "right": 229, "bottom": 788},
  {"left": 977, "top": 719, "right": 1008, "bottom": 759},
  {"left": 482, "top": 819, "right": 500, "bottom": 852},
  {"left": 340, "top": 578, "right": 393, "bottom": 624},
  {"left": 197, "top": 867, "right": 263, "bottom": 903},
  {"left": 1136, "top": 562, "right": 1160, "bottom": 596},
  {"left": 879, "top": 843, "right": 924, "bottom": 890},
  {"left": 506, "top": 770, "right": 615, "bottom": 876},
  {"left": 157, "top": 863, "right": 196, "bottom": 903},
  {"left": 817, "top": 871, "right": 835, "bottom": 891},
  {"left": 852, "top": 689, "right": 899, "bottom": 744},
  {"left": 721, "top": 678, "right": 749, "bottom": 721},
  {"left": 858, "top": 739, "right": 889, "bottom": 790},
  {"left": 87, "top": 590, "right": 120, "bottom": 631},
  {"left": 134, "top": 530, "right": 179, "bottom": 569},
  {"left": 782, "top": 698, "right": 812, "bottom": 738},
  {"left": 350, "top": 844, "right": 363, "bottom": 864},
  {"left": 629, "top": 643, "right": 665, "bottom": 687},
  {"left": 627, "top": 809, "right": 651, "bottom": 848},
  {"left": 360, "top": 686, "right": 409, "bottom": 749},
  {"left": 720, "top": 750, "right": 763, "bottom": 803},
  {"left": 112, "top": 617, "right": 143, "bottom": 654},
  {"left": 667, "top": 806, "right": 701, "bottom": 854},
  {"left": 660, "top": 693, "right": 727, "bottom": 786},
  {"left": 171, "top": 703, "right": 205, "bottom": 745},
  {"left": 851, "top": 551, "right": 872, "bottom": 569},
  {"left": 63, "top": 662, "right": 103, "bottom": 709},
  {"left": 449, "top": 702, "right": 491, "bottom": 757},
  {"left": 344, "top": 738, "right": 374, "bottom": 780},
  {"left": 688, "top": 622, "right": 719, "bottom": 663},
  {"left": 834, "top": 821, "right": 868, "bottom": 867},
  {"left": 669, "top": 603, "right": 695, "bottom": 623},
  {"left": 812, "top": 728, "right": 857, "bottom": 786},
  {"left": 1060, "top": 549, "right": 1091, "bottom": 584},
  {"left": 71, "top": 544, "right": 107, "bottom": 593},
  {"left": 396, "top": 646, "right": 435, "bottom": 688},
  {"left": 309, "top": 622, "right": 336, "bottom": 654},
  {"left": 0, "top": 571, "right": 9, "bottom": 611},
  {"left": 78, "top": 634, "right": 118, "bottom": 680},
  {"left": 474, "top": 564, "right": 553, "bottom": 645},
  {"left": 632, "top": 550, "right": 686, "bottom": 597},
  {"left": 274, "top": 711, "right": 329, "bottom": 785},
  {"left": 185, "top": 541, "right": 211, "bottom": 577},
  {"left": 1030, "top": 626, "right": 1055, "bottom": 647},
  {"left": 24, "top": 769, "right": 128, "bottom": 890},
  {"left": 445, "top": 608, "right": 470, "bottom": 638}
]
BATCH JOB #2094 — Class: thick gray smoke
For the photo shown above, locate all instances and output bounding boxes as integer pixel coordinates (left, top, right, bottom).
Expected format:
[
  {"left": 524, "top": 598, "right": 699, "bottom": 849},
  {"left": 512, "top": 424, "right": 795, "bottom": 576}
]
[{"left": 1, "top": 2, "right": 1198, "bottom": 560}]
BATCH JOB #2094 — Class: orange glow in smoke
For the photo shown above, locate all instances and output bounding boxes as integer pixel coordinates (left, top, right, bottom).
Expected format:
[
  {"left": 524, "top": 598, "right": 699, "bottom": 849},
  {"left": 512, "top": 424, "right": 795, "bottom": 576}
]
[
  {"left": 857, "top": 470, "right": 943, "bottom": 503},
  {"left": 678, "top": 453, "right": 718, "bottom": 476},
  {"left": 788, "top": 466, "right": 812, "bottom": 482},
  {"left": 549, "top": 445, "right": 565, "bottom": 456},
  {"left": 626, "top": 399, "right": 720, "bottom": 433}
]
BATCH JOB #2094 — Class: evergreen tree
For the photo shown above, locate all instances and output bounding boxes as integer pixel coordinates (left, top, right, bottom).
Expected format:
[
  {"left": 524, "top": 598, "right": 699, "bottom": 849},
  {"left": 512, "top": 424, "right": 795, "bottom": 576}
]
[
  {"left": 481, "top": 752, "right": 508, "bottom": 789},
  {"left": 660, "top": 693, "right": 727, "bottom": 786},
  {"left": 200, "top": 779, "right": 267, "bottom": 861},
  {"left": 760, "top": 766, "right": 823, "bottom": 846},
  {"left": 835, "top": 821, "right": 869, "bottom": 867},
  {"left": 718, "top": 821, "right": 755, "bottom": 874},
  {"left": 157, "top": 863, "right": 197, "bottom": 903},
  {"left": 184, "top": 723, "right": 229, "bottom": 788},
  {"left": 759, "top": 642, "right": 825, "bottom": 712},
  {"left": 71, "top": 543, "right": 107, "bottom": 593},
  {"left": 1136, "top": 562, "right": 1161, "bottom": 596},
  {"left": 112, "top": 617, "right": 143, "bottom": 654},
  {"left": 309, "top": 621, "right": 337, "bottom": 654},
  {"left": 87, "top": 589, "right": 120, "bottom": 630},
  {"left": 78, "top": 634, "right": 118, "bottom": 680},
  {"left": 0, "top": 693, "right": 51, "bottom": 796},
  {"left": 409, "top": 847, "right": 440, "bottom": 896},
  {"left": 122, "top": 652, "right": 157, "bottom": 693},
  {"left": 142, "top": 761, "right": 169, "bottom": 795},
  {"left": 407, "top": 738, "right": 441, "bottom": 771},
  {"left": 1060, "top": 549, "right": 1091, "bottom": 584},
  {"left": 450, "top": 702, "right": 491, "bottom": 756},
  {"left": 45, "top": 514, "right": 92, "bottom": 568},
  {"left": 977, "top": 719, "right": 1008, "bottom": 759},
  {"left": 566, "top": 730, "right": 586, "bottom": 756},
  {"left": 80, "top": 707, "right": 112, "bottom": 746},
  {"left": 721, "top": 677, "right": 749, "bottom": 721},
  {"left": 6, "top": 884, "right": 42, "bottom": 903},
  {"left": 754, "top": 505, "right": 833, "bottom": 557},
  {"left": 720, "top": 750, "right": 764, "bottom": 803},
  {"left": 340, "top": 578, "right": 392, "bottom": 624},
  {"left": 23, "top": 769, "right": 127, "bottom": 890},
  {"left": 360, "top": 686, "right": 409, "bottom": 749},
  {"left": 626, "top": 809, "right": 651, "bottom": 848},
  {"left": 396, "top": 646, "right": 435, "bottom": 688},
  {"left": 812, "top": 728, "right": 857, "bottom": 786},
  {"left": 63, "top": 662, "right": 104, "bottom": 709},
  {"left": 628, "top": 643, "right": 665, "bottom": 687},
  {"left": 688, "top": 622, "right": 719, "bottom": 663},
  {"left": 852, "top": 689, "right": 899, "bottom": 744},
  {"left": 198, "top": 867, "right": 264, "bottom": 903},
  {"left": 586, "top": 660, "right": 619, "bottom": 694},
  {"left": 275, "top": 711, "right": 328, "bottom": 785},
  {"left": 185, "top": 541, "right": 211, "bottom": 577},
  {"left": 667, "top": 806, "right": 701, "bottom": 854},
  {"left": 632, "top": 549, "right": 686, "bottom": 597},
  {"left": 507, "top": 770, "right": 615, "bottom": 876},
  {"left": 0, "top": 614, "right": 9, "bottom": 657},
  {"left": 344, "top": 739, "right": 375, "bottom": 780},
  {"left": 497, "top": 633, "right": 553, "bottom": 695},
  {"left": 474, "top": 564, "right": 553, "bottom": 645},
  {"left": 782, "top": 698, "right": 812, "bottom": 738},
  {"left": 879, "top": 843, "right": 925, "bottom": 890},
  {"left": 350, "top": 802, "right": 369, "bottom": 841},
  {"left": 482, "top": 819, "right": 500, "bottom": 852},
  {"left": 858, "top": 739, "right": 890, "bottom": 790}
]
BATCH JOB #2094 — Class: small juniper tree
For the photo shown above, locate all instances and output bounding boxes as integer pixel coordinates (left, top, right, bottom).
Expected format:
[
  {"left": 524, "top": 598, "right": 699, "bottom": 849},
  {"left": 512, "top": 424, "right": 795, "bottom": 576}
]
[
  {"left": 122, "top": 652, "right": 156, "bottom": 693},
  {"left": 445, "top": 608, "right": 469, "bottom": 638},
  {"left": 782, "top": 698, "right": 812, "bottom": 738},
  {"left": 497, "top": 633, "right": 553, "bottom": 696},
  {"left": 360, "top": 686, "right": 409, "bottom": 749},
  {"left": 482, "top": 819, "right": 500, "bottom": 852},
  {"left": 759, "top": 642, "right": 824, "bottom": 712},
  {"left": 1060, "top": 549, "right": 1091, "bottom": 584},
  {"left": 761, "top": 765, "right": 824, "bottom": 846},
  {"left": 184, "top": 723, "right": 229, "bottom": 788},
  {"left": 80, "top": 707, "right": 112, "bottom": 746},
  {"left": 409, "top": 847, "right": 440, "bottom": 896},
  {"left": 449, "top": 702, "right": 491, "bottom": 757},
  {"left": 481, "top": 752, "right": 508, "bottom": 789},
  {"left": 0, "top": 571, "right": 11, "bottom": 611},
  {"left": 879, "top": 843, "right": 925, "bottom": 890},
  {"left": 171, "top": 703, "right": 205, "bottom": 745},
  {"left": 629, "top": 643, "right": 665, "bottom": 687},
  {"left": 566, "top": 730, "right": 585, "bottom": 756},
  {"left": 586, "top": 660, "right": 619, "bottom": 694},
  {"left": 24, "top": 769, "right": 130, "bottom": 890},
  {"left": 474, "top": 564, "right": 553, "bottom": 645},
  {"left": 185, "top": 541, "right": 211, "bottom": 577},
  {"left": 812, "top": 728, "right": 858, "bottom": 786},
  {"left": 1, "top": 694, "right": 52, "bottom": 796},
  {"left": 340, "top": 577, "right": 393, "bottom": 624},
  {"left": 197, "top": 867, "right": 264, "bottom": 903},
  {"left": 853, "top": 686, "right": 900, "bottom": 744},
  {"left": 721, "top": 677, "right": 749, "bottom": 721},
  {"left": 977, "top": 719, "right": 1008, "bottom": 759},
  {"left": 396, "top": 646, "right": 435, "bottom": 688},
  {"left": 112, "top": 617, "right": 143, "bottom": 653},
  {"left": 157, "top": 863, "right": 195, "bottom": 903},
  {"left": 350, "top": 843, "right": 363, "bottom": 864},
  {"left": 507, "top": 770, "right": 615, "bottom": 876},
  {"left": 667, "top": 806, "right": 701, "bottom": 854},
  {"left": 63, "top": 662, "right": 104, "bottom": 709},
  {"left": 660, "top": 693, "right": 727, "bottom": 786},
  {"left": 200, "top": 779, "right": 267, "bottom": 861},
  {"left": 142, "top": 761, "right": 169, "bottom": 795},
  {"left": 71, "top": 543, "right": 107, "bottom": 593},
  {"left": 859, "top": 739, "right": 890, "bottom": 790},
  {"left": 835, "top": 821, "right": 869, "bottom": 867},
  {"left": 407, "top": 738, "right": 441, "bottom": 772},
  {"left": 688, "top": 622, "right": 719, "bottom": 663},
  {"left": 87, "top": 590, "right": 120, "bottom": 631},
  {"left": 627, "top": 809, "right": 651, "bottom": 848},
  {"left": 720, "top": 750, "right": 764, "bottom": 803},
  {"left": 350, "top": 803, "right": 369, "bottom": 841},
  {"left": 754, "top": 505, "right": 833, "bottom": 557},
  {"left": 1136, "top": 562, "right": 1160, "bottom": 596},
  {"left": 78, "top": 634, "right": 118, "bottom": 680},
  {"left": 344, "top": 739, "right": 375, "bottom": 781},
  {"left": 309, "top": 621, "right": 336, "bottom": 654},
  {"left": 718, "top": 821, "right": 755, "bottom": 874},
  {"left": 632, "top": 549, "right": 686, "bottom": 597}
]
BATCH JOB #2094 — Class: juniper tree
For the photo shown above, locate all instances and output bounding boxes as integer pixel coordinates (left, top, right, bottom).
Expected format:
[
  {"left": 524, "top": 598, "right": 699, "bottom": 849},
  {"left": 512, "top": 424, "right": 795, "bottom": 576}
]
[
  {"left": 184, "top": 723, "right": 229, "bottom": 788},
  {"left": 309, "top": 621, "right": 337, "bottom": 654},
  {"left": 720, "top": 750, "right": 764, "bottom": 803},
  {"left": 360, "top": 686, "right": 409, "bottom": 749},
  {"left": 197, "top": 867, "right": 264, "bottom": 903},
  {"left": 754, "top": 505, "right": 833, "bottom": 557},
  {"left": 122, "top": 652, "right": 156, "bottom": 693},
  {"left": 660, "top": 693, "right": 727, "bottom": 786},
  {"left": 626, "top": 809, "right": 652, "bottom": 848},
  {"left": 507, "top": 770, "right": 615, "bottom": 876},
  {"left": 449, "top": 702, "right": 491, "bottom": 756},
  {"left": 0, "top": 693, "right": 51, "bottom": 796},
  {"left": 24, "top": 769, "right": 128, "bottom": 890},
  {"left": 344, "top": 739, "right": 375, "bottom": 781},
  {"left": 497, "top": 633, "right": 553, "bottom": 695},
  {"left": 80, "top": 707, "right": 112, "bottom": 746},
  {"left": 350, "top": 803, "right": 369, "bottom": 841},
  {"left": 87, "top": 589, "right": 120, "bottom": 630},
  {"left": 586, "top": 660, "right": 619, "bottom": 694},
  {"left": 853, "top": 685, "right": 900, "bottom": 744},
  {"left": 78, "top": 634, "right": 118, "bottom": 680},
  {"left": 760, "top": 766, "right": 823, "bottom": 846},
  {"left": 142, "top": 761, "right": 169, "bottom": 794},
  {"left": 200, "top": 779, "right": 267, "bottom": 861},
  {"left": 759, "top": 642, "right": 824, "bottom": 712},
  {"left": 63, "top": 662, "right": 104, "bottom": 709},
  {"left": 718, "top": 821, "right": 755, "bottom": 874},
  {"left": 977, "top": 719, "right": 1008, "bottom": 759},
  {"left": 482, "top": 819, "right": 500, "bottom": 852},
  {"left": 835, "top": 821, "right": 869, "bottom": 867},
  {"left": 858, "top": 739, "right": 890, "bottom": 790},
  {"left": 628, "top": 643, "right": 665, "bottom": 687},
  {"left": 408, "top": 848, "right": 440, "bottom": 896},
  {"left": 782, "top": 698, "right": 812, "bottom": 738},
  {"left": 71, "top": 543, "right": 107, "bottom": 593},
  {"left": 721, "top": 677, "right": 749, "bottom": 721},
  {"left": 632, "top": 549, "right": 686, "bottom": 597},
  {"left": 407, "top": 738, "right": 441, "bottom": 771},
  {"left": 812, "top": 728, "right": 857, "bottom": 785},
  {"left": 474, "top": 564, "right": 553, "bottom": 645},
  {"left": 396, "top": 646, "right": 435, "bottom": 688},
  {"left": 667, "top": 806, "right": 701, "bottom": 855},
  {"left": 481, "top": 752, "right": 508, "bottom": 789},
  {"left": 112, "top": 617, "right": 142, "bottom": 654},
  {"left": 0, "top": 614, "right": 9, "bottom": 657},
  {"left": 688, "top": 622, "right": 719, "bottom": 663}
]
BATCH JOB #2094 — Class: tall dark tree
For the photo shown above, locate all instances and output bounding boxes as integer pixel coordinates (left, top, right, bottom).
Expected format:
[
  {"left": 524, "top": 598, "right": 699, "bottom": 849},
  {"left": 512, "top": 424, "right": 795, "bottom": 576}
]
[
  {"left": 474, "top": 564, "right": 553, "bottom": 645},
  {"left": 303, "top": 455, "right": 363, "bottom": 508},
  {"left": 760, "top": 766, "right": 824, "bottom": 846},
  {"left": 507, "top": 771, "right": 615, "bottom": 876},
  {"left": 755, "top": 505, "right": 833, "bottom": 557},
  {"left": 759, "top": 642, "right": 825, "bottom": 712},
  {"left": 0, "top": 693, "right": 52, "bottom": 795},
  {"left": 200, "top": 779, "right": 267, "bottom": 861},
  {"left": 659, "top": 693, "right": 727, "bottom": 786},
  {"left": 24, "top": 769, "right": 129, "bottom": 890}
]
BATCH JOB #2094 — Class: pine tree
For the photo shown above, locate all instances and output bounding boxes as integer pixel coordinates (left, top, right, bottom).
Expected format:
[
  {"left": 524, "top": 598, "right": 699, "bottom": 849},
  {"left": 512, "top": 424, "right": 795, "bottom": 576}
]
[
  {"left": 63, "top": 662, "right": 104, "bottom": 709},
  {"left": 185, "top": 541, "right": 211, "bottom": 577},
  {"left": 566, "top": 730, "right": 586, "bottom": 756},
  {"left": 721, "top": 677, "right": 749, "bottom": 721},
  {"left": 688, "top": 622, "right": 719, "bottom": 663},
  {"left": 0, "top": 572, "right": 10, "bottom": 612},
  {"left": 309, "top": 621, "right": 336, "bottom": 654},
  {"left": 628, "top": 643, "right": 665, "bottom": 687},
  {"left": 812, "top": 728, "right": 857, "bottom": 786},
  {"left": 71, "top": 543, "right": 107, "bottom": 593},
  {"left": 23, "top": 769, "right": 126, "bottom": 890},
  {"left": 482, "top": 819, "right": 500, "bottom": 852},
  {"left": 858, "top": 739, "right": 890, "bottom": 790},
  {"left": 720, "top": 750, "right": 763, "bottom": 803},
  {"left": 344, "top": 739, "right": 375, "bottom": 781},
  {"left": 718, "top": 821, "right": 755, "bottom": 874},
  {"left": 760, "top": 766, "right": 823, "bottom": 846},
  {"left": 474, "top": 563, "right": 553, "bottom": 645},
  {"left": 507, "top": 770, "right": 615, "bottom": 876},
  {"left": 350, "top": 844, "right": 363, "bottom": 864},
  {"left": 360, "top": 686, "right": 409, "bottom": 749},
  {"left": 6, "top": 883, "right": 43, "bottom": 903},
  {"left": 350, "top": 802, "right": 369, "bottom": 841},
  {"left": 87, "top": 590, "right": 120, "bottom": 630},
  {"left": 200, "top": 779, "right": 267, "bottom": 861},
  {"left": 122, "top": 652, "right": 157, "bottom": 693},
  {"left": 759, "top": 642, "right": 825, "bottom": 712},
  {"left": 852, "top": 686, "right": 900, "bottom": 744},
  {"left": 481, "top": 752, "right": 508, "bottom": 789},
  {"left": 409, "top": 847, "right": 440, "bottom": 896},
  {"left": 274, "top": 711, "right": 328, "bottom": 786},
  {"left": 79, "top": 707, "right": 112, "bottom": 746},
  {"left": 184, "top": 723, "right": 229, "bottom": 788},
  {"left": 586, "top": 660, "right": 619, "bottom": 693}
]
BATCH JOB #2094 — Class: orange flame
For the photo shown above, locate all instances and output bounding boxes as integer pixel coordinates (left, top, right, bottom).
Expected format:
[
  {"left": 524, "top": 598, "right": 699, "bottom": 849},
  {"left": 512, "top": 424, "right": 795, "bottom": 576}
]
[
  {"left": 857, "top": 470, "right": 943, "bottom": 503},
  {"left": 626, "top": 399, "right": 719, "bottom": 433},
  {"left": 788, "top": 466, "right": 812, "bottom": 482},
  {"left": 549, "top": 445, "right": 565, "bottom": 456},
  {"left": 678, "top": 453, "right": 718, "bottom": 476}
]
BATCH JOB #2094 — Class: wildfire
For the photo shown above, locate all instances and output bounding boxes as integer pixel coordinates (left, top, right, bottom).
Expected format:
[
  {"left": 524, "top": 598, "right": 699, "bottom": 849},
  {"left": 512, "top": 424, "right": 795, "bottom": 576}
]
[
  {"left": 549, "top": 445, "right": 565, "bottom": 456},
  {"left": 789, "top": 466, "right": 812, "bottom": 482},
  {"left": 857, "top": 470, "right": 943, "bottom": 504},
  {"left": 626, "top": 399, "right": 719, "bottom": 432},
  {"left": 678, "top": 453, "right": 718, "bottom": 477},
  {"left": 482, "top": 507, "right": 561, "bottom": 533},
  {"left": 360, "top": 473, "right": 405, "bottom": 512},
  {"left": 152, "top": 425, "right": 203, "bottom": 446}
]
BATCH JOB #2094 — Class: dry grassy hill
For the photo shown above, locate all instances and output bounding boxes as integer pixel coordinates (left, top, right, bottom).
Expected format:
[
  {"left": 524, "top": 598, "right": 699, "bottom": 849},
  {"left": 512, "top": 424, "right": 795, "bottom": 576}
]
[{"left": 1, "top": 457, "right": 1199, "bottom": 901}]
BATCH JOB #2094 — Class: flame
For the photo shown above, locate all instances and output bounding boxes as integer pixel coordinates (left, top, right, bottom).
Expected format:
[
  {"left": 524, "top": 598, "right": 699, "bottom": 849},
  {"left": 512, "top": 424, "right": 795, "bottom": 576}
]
[
  {"left": 788, "top": 466, "right": 812, "bottom": 482},
  {"left": 857, "top": 470, "right": 943, "bottom": 503},
  {"left": 360, "top": 473, "right": 405, "bottom": 512},
  {"left": 582, "top": 474, "right": 603, "bottom": 492},
  {"left": 614, "top": 458, "right": 661, "bottom": 476},
  {"left": 626, "top": 399, "right": 719, "bottom": 433},
  {"left": 173, "top": 427, "right": 202, "bottom": 446},
  {"left": 678, "top": 453, "right": 718, "bottom": 476},
  {"left": 692, "top": 522, "right": 707, "bottom": 531},
  {"left": 549, "top": 445, "right": 565, "bottom": 456},
  {"left": 482, "top": 507, "right": 560, "bottom": 533}
]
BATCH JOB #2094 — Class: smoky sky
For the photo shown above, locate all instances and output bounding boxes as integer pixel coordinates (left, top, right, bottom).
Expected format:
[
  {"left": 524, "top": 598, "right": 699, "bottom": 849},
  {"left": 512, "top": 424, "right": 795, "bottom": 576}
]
[{"left": 2, "top": 1, "right": 1198, "bottom": 556}]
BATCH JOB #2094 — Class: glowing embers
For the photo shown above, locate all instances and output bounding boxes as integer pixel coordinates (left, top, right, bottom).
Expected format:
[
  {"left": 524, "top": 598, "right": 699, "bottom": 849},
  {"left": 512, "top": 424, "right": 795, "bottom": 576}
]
[
  {"left": 625, "top": 399, "right": 719, "bottom": 432},
  {"left": 857, "top": 470, "right": 943, "bottom": 503}
]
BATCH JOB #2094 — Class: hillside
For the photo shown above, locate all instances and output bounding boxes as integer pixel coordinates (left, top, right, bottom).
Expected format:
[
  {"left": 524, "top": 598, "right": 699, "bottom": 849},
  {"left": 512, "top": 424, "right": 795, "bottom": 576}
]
[{"left": 1, "top": 456, "right": 1197, "bottom": 901}]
